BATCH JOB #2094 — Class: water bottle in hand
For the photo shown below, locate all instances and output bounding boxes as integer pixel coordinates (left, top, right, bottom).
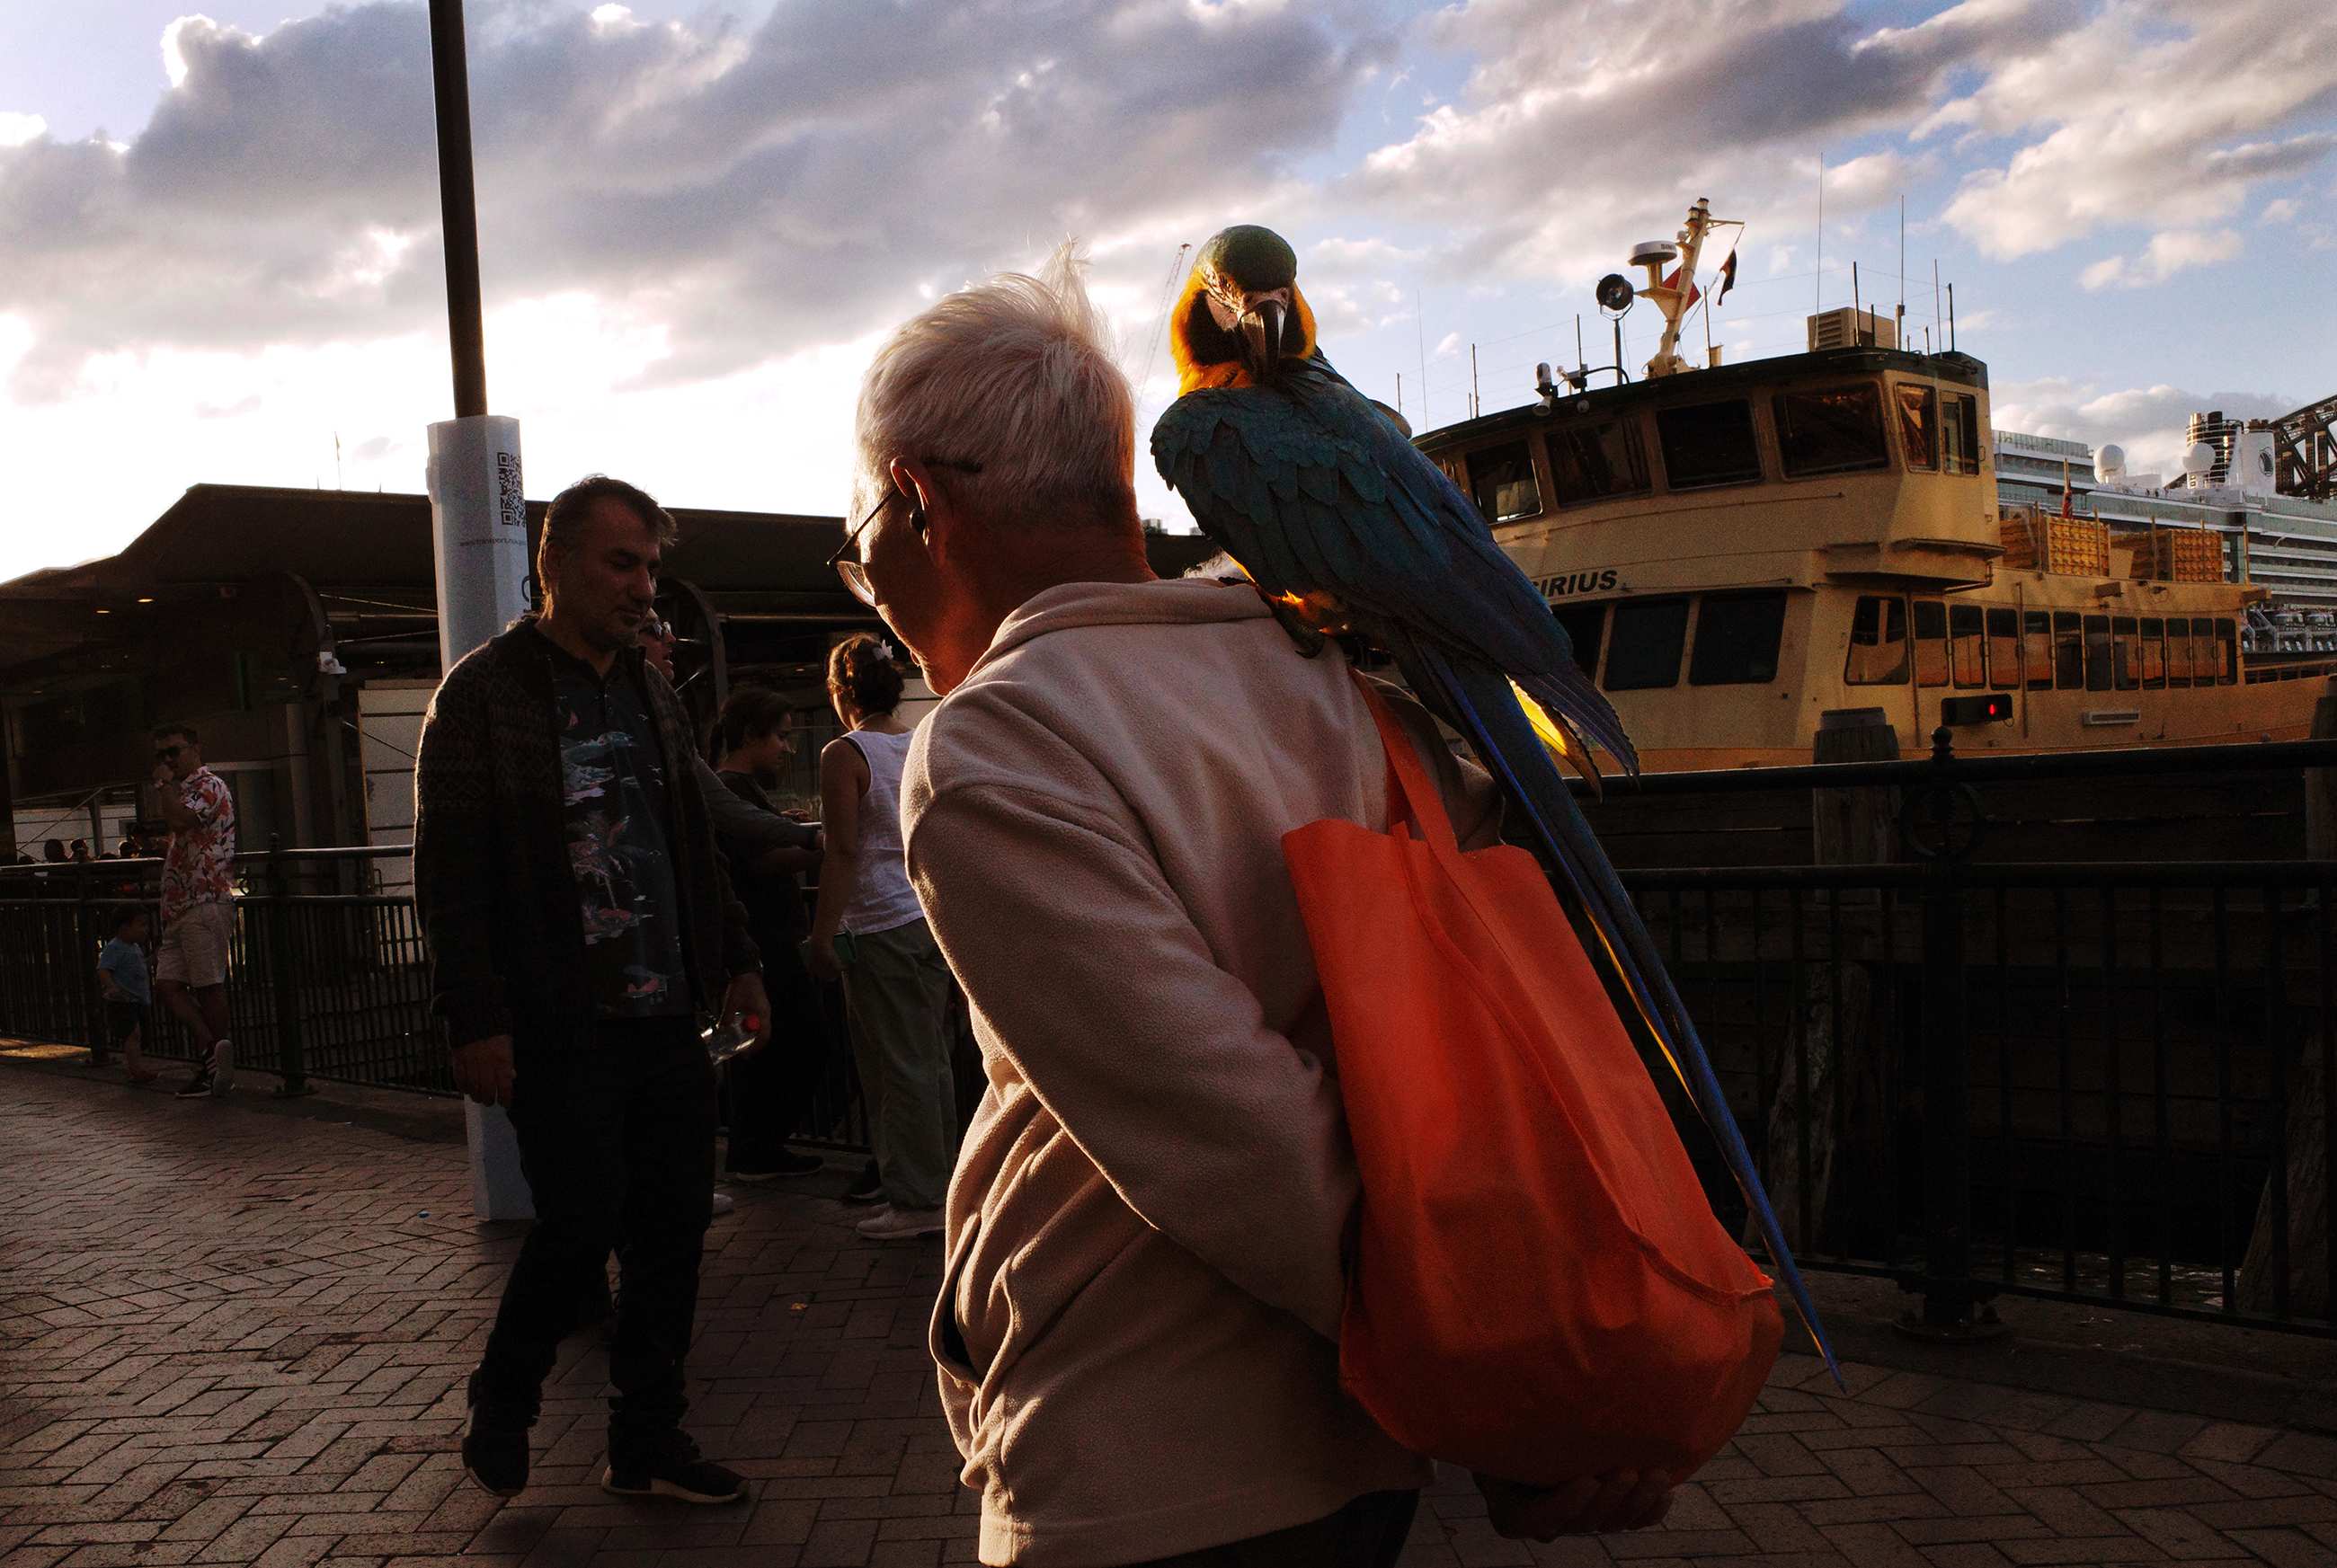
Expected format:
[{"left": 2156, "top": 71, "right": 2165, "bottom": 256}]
[{"left": 703, "top": 1014, "right": 761, "bottom": 1065}]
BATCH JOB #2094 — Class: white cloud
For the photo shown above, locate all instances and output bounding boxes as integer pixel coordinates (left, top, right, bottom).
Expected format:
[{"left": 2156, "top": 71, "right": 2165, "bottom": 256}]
[
  {"left": 1992, "top": 376, "right": 2300, "bottom": 477},
  {"left": 0, "top": 112, "right": 43, "bottom": 148},
  {"left": 0, "top": 0, "right": 1392, "bottom": 400},
  {"left": 2078, "top": 227, "right": 2244, "bottom": 289},
  {"left": 1934, "top": 1, "right": 2337, "bottom": 260}
]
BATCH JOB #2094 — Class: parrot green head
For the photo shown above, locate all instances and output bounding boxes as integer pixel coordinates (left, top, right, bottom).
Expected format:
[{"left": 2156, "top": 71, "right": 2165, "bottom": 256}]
[{"left": 1171, "top": 224, "right": 1318, "bottom": 394}]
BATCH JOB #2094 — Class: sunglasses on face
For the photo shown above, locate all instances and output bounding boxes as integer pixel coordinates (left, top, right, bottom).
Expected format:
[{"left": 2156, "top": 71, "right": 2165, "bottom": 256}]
[
  {"left": 828, "top": 459, "right": 983, "bottom": 607},
  {"left": 153, "top": 746, "right": 183, "bottom": 762}
]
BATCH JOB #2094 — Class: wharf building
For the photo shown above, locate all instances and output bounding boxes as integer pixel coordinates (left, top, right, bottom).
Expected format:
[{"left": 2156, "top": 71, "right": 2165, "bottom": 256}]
[{"left": 0, "top": 483, "right": 1214, "bottom": 872}]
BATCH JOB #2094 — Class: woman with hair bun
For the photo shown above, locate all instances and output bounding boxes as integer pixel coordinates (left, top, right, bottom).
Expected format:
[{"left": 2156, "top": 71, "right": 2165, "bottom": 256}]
[{"left": 806, "top": 633, "right": 956, "bottom": 1240}]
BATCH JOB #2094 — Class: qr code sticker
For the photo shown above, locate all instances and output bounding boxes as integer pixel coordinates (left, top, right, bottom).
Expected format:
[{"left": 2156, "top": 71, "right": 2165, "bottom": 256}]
[{"left": 497, "top": 452, "right": 525, "bottom": 529}]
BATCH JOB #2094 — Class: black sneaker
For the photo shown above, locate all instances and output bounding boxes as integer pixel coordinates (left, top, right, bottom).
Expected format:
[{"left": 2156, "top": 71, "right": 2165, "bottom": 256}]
[
  {"left": 174, "top": 1072, "right": 214, "bottom": 1100},
  {"left": 602, "top": 1432, "right": 744, "bottom": 1503},
  {"left": 462, "top": 1416, "right": 529, "bottom": 1498},
  {"left": 730, "top": 1150, "right": 825, "bottom": 1182},
  {"left": 843, "top": 1159, "right": 884, "bottom": 1204}
]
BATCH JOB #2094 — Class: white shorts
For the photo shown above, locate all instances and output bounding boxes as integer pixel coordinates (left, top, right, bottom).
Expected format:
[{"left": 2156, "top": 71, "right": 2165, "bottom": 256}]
[{"left": 156, "top": 901, "right": 235, "bottom": 988}]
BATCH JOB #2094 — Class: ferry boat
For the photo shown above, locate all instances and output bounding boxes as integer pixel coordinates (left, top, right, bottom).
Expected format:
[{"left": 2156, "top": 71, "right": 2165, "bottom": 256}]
[{"left": 1412, "top": 200, "right": 2324, "bottom": 770}]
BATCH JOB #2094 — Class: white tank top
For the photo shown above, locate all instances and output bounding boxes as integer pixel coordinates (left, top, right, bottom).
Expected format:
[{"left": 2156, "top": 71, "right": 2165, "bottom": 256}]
[{"left": 840, "top": 727, "right": 926, "bottom": 935}]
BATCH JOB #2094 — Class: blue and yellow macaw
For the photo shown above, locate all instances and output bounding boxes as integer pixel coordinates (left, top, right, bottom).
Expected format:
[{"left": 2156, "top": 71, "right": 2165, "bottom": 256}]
[{"left": 1151, "top": 224, "right": 1835, "bottom": 1374}]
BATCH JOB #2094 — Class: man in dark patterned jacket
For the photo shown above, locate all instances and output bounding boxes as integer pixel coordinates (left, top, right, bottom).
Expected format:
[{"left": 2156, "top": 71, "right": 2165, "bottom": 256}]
[{"left": 414, "top": 474, "right": 769, "bottom": 1505}]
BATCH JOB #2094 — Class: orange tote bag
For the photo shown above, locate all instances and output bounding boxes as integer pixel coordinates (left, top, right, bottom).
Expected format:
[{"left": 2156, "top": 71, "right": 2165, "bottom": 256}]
[{"left": 1283, "top": 678, "right": 1782, "bottom": 1485}]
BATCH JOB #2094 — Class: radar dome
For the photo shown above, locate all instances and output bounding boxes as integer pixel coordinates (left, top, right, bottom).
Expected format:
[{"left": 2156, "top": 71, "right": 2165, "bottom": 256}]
[
  {"left": 2181, "top": 441, "right": 2216, "bottom": 477},
  {"left": 2097, "top": 445, "right": 2126, "bottom": 478}
]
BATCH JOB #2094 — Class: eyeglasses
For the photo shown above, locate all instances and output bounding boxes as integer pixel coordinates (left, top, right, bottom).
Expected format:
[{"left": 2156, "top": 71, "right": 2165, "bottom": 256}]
[
  {"left": 828, "top": 459, "right": 983, "bottom": 607},
  {"left": 153, "top": 746, "right": 183, "bottom": 762},
  {"left": 639, "top": 618, "right": 675, "bottom": 642}
]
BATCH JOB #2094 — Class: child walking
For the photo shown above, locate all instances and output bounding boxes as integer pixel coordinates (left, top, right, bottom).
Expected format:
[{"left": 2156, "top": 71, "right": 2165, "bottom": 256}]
[{"left": 96, "top": 905, "right": 159, "bottom": 1085}]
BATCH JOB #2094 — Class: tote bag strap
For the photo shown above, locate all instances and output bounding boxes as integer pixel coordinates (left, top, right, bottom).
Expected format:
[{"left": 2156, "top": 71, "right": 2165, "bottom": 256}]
[{"left": 1350, "top": 673, "right": 1462, "bottom": 861}]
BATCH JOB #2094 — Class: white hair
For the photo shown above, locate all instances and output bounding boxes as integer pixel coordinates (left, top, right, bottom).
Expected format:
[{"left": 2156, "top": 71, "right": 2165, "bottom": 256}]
[{"left": 853, "top": 243, "right": 1135, "bottom": 528}]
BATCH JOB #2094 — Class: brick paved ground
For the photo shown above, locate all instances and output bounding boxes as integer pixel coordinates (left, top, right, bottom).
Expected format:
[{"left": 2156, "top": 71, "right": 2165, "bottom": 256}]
[{"left": 7, "top": 1059, "right": 2337, "bottom": 1567}]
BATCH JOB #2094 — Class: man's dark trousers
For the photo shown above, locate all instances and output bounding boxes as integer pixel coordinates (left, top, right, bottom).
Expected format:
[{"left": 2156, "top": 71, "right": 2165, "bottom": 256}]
[{"left": 471, "top": 1019, "right": 715, "bottom": 1459}]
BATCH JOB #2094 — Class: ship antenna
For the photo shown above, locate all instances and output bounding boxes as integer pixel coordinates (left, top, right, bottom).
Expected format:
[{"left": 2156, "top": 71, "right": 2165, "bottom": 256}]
[
  {"left": 1416, "top": 288, "right": 1427, "bottom": 427},
  {"left": 1897, "top": 194, "right": 1906, "bottom": 349},
  {"left": 1814, "top": 153, "right": 1824, "bottom": 314}
]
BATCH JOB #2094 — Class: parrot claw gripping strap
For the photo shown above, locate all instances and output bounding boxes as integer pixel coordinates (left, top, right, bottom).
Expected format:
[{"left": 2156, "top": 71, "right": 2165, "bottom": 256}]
[{"left": 1414, "top": 639, "right": 1842, "bottom": 1383}]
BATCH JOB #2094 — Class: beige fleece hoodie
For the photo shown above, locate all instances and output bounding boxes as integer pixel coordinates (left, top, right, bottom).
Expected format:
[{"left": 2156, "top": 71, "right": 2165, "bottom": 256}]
[{"left": 901, "top": 576, "right": 1503, "bottom": 1566}]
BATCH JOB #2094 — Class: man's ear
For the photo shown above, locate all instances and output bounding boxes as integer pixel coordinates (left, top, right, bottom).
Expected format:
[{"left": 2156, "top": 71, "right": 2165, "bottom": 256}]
[{"left": 888, "top": 457, "right": 955, "bottom": 568}]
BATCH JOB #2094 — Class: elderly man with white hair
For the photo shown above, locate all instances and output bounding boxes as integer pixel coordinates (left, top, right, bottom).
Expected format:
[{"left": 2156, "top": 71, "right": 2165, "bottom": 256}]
[{"left": 834, "top": 251, "right": 1674, "bottom": 1566}]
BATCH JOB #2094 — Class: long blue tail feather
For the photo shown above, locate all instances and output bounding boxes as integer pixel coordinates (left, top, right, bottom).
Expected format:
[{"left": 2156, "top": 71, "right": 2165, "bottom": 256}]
[{"left": 1403, "top": 639, "right": 1841, "bottom": 1381}]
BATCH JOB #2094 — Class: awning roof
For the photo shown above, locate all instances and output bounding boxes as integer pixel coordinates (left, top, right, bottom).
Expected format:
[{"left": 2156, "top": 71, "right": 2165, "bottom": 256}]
[{"left": 0, "top": 483, "right": 854, "bottom": 600}]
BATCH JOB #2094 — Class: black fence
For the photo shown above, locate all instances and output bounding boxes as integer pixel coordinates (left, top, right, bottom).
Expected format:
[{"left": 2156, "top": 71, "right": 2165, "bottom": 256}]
[
  {"left": 0, "top": 846, "right": 452, "bottom": 1095},
  {"left": 8, "top": 736, "right": 2337, "bottom": 1341},
  {"left": 1606, "top": 723, "right": 2337, "bottom": 1341},
  {"left": 0, "top": 845, "right": 968, "bottom": 1152},
  {"left": 1627, "top": 861, "right": 2337, "bottom": 1339}
]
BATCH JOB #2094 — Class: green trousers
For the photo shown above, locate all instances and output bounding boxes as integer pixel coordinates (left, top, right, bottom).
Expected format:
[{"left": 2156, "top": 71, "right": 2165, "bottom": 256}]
[{"left": 840, "top": 917, "right": 959, "bottom": 1211}]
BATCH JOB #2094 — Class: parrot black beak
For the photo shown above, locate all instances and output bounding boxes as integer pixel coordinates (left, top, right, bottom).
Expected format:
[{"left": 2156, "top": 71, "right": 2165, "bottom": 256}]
[{"left": 1240, "top": 298, "right": 1287, "bottom": 385}]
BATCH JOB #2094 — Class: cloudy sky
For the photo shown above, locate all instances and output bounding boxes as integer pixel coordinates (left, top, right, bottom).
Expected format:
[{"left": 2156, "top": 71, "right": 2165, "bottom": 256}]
[{"left": 2, "top": 0, "right": 2331, "bottom": 580}]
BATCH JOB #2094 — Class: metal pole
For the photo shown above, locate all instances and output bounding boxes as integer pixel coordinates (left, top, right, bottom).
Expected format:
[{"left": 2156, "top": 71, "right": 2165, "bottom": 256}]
[
  {"left": 266, "top": 834, "right": 315, "bottom": 1098},
  {"left": 429, "top": 0, "right": 489, "bottom": 419},
  {"left": 1897, "top": 728, "right": 2004, "bottom": 1342},
  {"left": 427, "top": 0, "right": 531, "bottom": 1218}
]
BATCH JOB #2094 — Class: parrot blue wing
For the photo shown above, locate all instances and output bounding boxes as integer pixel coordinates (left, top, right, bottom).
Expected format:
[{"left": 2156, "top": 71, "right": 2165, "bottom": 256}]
[{"left": 1152, "top": 368, "right": 1639, "bottom": 775}]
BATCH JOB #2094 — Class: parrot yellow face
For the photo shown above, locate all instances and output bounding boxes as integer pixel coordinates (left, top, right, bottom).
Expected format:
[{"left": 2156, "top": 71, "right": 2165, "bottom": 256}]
[{"left": 1169, "top": 225, "right": 1320, "bottom": 394}]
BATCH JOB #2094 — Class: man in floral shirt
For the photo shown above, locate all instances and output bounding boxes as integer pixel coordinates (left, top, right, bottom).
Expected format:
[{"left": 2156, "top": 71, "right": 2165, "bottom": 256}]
[{"left": 149, "top": 722, "right": 238, "bottom": 1098}]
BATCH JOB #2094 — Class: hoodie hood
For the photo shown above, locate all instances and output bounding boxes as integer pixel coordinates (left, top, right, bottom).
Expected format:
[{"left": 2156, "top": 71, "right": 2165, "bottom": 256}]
[{"left": 971, "top": 575, "right": 1272, "bottom": 681}]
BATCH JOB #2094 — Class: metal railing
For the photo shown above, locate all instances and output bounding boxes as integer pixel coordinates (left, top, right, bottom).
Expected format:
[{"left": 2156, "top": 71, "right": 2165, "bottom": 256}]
[
  {"left": 1611, "top": 726, "right": 2337, "bottom": 1340},
  {"left": 0, "top": 844, "right": 950, "bottom": 1153},
  {"left": 0, "top": 845, "right": 450, "bottom": 1096},
  {"left": 9, "top": 735, "right": 2336, "bottom": 1342}
]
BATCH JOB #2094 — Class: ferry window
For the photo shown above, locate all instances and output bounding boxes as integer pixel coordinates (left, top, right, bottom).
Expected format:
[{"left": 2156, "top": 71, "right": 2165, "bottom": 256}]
[
  {"left": 1950, "top": 604, "right": 1986, "bottom": 688},
  {"left": 1942, "top": 394, "right": 1981, "bottom": 475},
  {"left": 1690, "top": 591, "right": 1788, "bottom": 686},
  {"left": 1912, "top": 599, "right": 1949, "bottom": 687},
  {"left": 2084, "top": 614, "right": 2112, "bottom": 691},
  {"left": 2139, "top": 616, "right": 2166, "bottom": 690},
  {"left": 1844, "top": 596, "right": 1909, "bottom": 685},
  {"left": 1604, "top": 598, "right": 1691, "bottom": 690},
  {"left": 2055, "top": 612, "right": 2084, "bottom": 689},
  {"left": 2022, "top": 609, "right": 2054, "bottom": 690},
  {"left": 1986, "top": 608, "right": 2019, "bottom": 688},
  {"left": 2164, "top": 617, "right": 2191, "bottom": 688},
  {"left": 1466, "top": 441, "right": 1542, "bottom": 524},
  {"left": 1773, "top": 385, "right": 1888, "bottom": 477},
  {"left": 1548, "top": 420, "right": 1650, "bottom": 506},
  {"left": 2110, "top": 615, "right": 2139, "bottom": 691},
  {"left": 1897, "top": 384, "right": 1939, "bottom": 471},
  {"left": 1551, "top": 602, "right": 1606, "bottom": 679},
  {"left": 2216, "top": 619, "right": 2238, "bottom": 685},
  {"left": 1655, "top": 400, "right": 1764, "bottom": 490}
]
